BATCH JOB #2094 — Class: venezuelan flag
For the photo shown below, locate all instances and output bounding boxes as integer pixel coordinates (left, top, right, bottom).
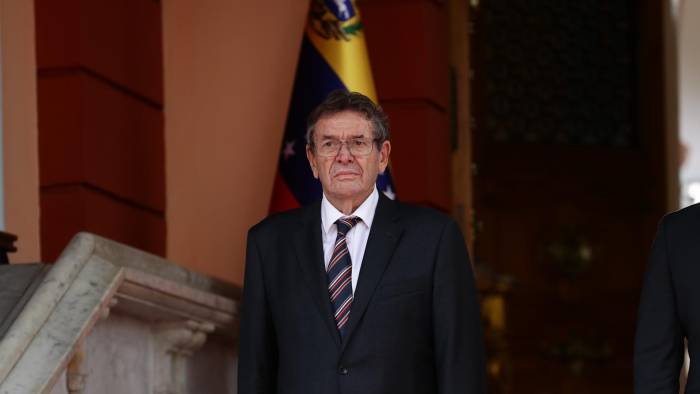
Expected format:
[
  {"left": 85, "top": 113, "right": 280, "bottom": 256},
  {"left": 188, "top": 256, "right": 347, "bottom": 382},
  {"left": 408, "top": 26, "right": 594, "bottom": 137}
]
[{"left": 270, "top": 0, "right": 397, "bottom": 212}]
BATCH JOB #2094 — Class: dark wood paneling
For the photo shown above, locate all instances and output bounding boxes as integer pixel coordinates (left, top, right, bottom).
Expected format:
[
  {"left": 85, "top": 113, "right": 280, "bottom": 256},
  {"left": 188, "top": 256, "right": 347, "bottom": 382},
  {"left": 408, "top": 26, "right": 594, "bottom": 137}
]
[
  {"left": 470, "top": 0, "right": 669, "bottom": 392},
  {"left": 40, "top": 185, "right": 165, "bottom": 261}
]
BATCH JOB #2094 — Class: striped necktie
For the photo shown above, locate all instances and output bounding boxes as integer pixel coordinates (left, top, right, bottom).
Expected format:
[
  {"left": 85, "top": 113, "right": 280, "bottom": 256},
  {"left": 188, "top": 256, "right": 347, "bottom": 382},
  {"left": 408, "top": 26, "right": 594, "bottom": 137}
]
[{"left": 327, "top": 216, "right": 361, "bottom": 339}]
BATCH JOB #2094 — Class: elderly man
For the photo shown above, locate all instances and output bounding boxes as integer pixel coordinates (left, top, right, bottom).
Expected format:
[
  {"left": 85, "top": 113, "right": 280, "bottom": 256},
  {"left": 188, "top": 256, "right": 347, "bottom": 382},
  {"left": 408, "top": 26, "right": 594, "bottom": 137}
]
[{"left": 238, "top": 90, "right": 486, "bottom": 394}]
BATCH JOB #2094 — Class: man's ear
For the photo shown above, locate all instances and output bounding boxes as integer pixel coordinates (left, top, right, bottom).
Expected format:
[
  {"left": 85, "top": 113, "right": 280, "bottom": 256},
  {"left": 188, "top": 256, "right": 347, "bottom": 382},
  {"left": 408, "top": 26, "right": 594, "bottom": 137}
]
[
  {"left": 306, "top": 145, "right": 319, "bottom": 179},
  {"left": 378, "top": 140, "right": 391, "bottom": 173}
]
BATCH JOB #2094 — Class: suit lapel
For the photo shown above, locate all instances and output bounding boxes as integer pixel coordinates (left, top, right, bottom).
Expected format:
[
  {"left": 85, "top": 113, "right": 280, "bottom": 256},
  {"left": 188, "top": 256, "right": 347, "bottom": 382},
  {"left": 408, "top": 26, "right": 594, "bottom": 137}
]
[
  {"left": 293, "top": 201, "right": 342, "bottom": 349},
  {"left": 341, "top": 193, "right": 403, "bottom": 353}
]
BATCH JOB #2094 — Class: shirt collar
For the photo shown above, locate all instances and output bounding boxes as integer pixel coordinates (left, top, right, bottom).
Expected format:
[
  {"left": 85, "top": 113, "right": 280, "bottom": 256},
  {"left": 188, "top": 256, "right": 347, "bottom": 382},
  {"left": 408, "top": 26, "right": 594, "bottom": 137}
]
[{"left": 321, "top": 186, "right": 379, "bottom": 236}]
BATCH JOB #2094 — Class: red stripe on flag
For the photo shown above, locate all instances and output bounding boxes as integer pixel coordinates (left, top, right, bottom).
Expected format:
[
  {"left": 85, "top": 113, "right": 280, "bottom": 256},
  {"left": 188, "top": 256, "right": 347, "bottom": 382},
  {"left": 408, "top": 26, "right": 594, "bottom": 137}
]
[{"left": 269, "top": 171, "right": 300, "bottom": 213}]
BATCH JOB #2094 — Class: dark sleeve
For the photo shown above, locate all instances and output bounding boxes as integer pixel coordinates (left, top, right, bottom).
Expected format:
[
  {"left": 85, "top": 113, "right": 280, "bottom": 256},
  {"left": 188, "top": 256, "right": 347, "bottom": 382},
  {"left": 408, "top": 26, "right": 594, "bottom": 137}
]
[
  {"left": 633, "top": 217, "right": 684, "bottom": 393},
  {"left": 238, "top": 228, "right": 278, "bottom": 394},
  {"left": 432, "top": 219, "right": 487, "bottom": 394}
]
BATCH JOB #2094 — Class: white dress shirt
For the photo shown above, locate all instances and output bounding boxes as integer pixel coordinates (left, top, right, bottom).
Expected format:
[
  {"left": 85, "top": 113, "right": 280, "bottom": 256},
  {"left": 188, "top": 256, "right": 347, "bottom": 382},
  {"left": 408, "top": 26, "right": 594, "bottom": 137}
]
[{"left": 321, "top": 186, "right": 379, "bottom": 293}]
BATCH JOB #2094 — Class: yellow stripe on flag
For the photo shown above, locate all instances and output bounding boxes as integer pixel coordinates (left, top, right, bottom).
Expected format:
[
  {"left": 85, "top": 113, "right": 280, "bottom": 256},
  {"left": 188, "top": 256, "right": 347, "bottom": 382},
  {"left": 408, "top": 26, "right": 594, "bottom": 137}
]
[{"left": 306, "top": 3, "right": 377, "bottom": 102}]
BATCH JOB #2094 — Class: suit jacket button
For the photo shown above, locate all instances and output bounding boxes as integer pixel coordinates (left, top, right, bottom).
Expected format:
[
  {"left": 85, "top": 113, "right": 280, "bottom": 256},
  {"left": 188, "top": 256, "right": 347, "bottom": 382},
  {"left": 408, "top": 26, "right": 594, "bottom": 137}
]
[{"left": 338, "top": 366, "right": 349, "bottom": 375}]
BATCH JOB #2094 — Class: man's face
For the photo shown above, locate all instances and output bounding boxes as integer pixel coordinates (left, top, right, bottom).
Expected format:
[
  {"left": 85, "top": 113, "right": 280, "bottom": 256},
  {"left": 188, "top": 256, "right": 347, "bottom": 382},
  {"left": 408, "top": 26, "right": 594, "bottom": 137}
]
[{"left": 306, "top": 110, "right": 390, "bottom": 206}]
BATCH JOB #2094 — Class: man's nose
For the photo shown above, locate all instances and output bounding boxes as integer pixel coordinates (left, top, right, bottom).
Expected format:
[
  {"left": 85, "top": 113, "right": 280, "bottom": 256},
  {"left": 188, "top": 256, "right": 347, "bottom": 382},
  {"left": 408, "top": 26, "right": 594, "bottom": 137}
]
[{"left": 335, "top": 143, "right": 354, "bottom": 162}]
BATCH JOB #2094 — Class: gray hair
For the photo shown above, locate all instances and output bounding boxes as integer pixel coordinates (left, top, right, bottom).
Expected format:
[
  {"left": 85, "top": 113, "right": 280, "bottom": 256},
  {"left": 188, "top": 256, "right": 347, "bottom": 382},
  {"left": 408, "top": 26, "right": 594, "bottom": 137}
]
[{"left": 306, "top": 90, "right": 390, "bottom": 148}]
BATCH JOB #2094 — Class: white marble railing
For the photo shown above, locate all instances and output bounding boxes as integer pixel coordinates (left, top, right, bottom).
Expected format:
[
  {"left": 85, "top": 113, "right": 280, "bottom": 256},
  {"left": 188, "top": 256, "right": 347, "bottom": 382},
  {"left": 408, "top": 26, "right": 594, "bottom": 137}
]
[{"left": 0, "top": 233, "right": 240, "bottom": 394}]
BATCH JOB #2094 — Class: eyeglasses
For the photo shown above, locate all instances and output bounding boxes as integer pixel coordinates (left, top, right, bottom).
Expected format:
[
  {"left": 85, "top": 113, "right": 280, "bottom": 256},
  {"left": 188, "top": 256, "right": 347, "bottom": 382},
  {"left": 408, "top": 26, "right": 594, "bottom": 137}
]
[{"left": 314, "top": 137, "right": 378, "bottom": 157}]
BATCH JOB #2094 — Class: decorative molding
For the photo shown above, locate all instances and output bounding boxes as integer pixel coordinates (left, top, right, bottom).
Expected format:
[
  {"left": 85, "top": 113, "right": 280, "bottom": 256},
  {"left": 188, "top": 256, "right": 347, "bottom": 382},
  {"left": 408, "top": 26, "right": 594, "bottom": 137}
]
[
  {"left": 153, "top": 320, "right": 215, "bottom": 394},
  {"left": 66, "top": 342, "right": 87, "bottom": 394},
  {"left": 114, "top": 268, "right": 237, "bottom": 335},
  {"left": 100, "top": 298, "right": 119, "bottom": 321}
]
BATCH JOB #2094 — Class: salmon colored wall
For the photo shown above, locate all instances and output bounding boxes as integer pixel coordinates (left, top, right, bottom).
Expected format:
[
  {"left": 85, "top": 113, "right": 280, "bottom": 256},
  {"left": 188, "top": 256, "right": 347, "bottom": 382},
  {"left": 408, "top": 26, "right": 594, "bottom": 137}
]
[
  {"left": 163, "top": 0, "right": 310, "bottom": 285},
  {"left": 2, "top": 0, "right": 41, "bottom": 262}
]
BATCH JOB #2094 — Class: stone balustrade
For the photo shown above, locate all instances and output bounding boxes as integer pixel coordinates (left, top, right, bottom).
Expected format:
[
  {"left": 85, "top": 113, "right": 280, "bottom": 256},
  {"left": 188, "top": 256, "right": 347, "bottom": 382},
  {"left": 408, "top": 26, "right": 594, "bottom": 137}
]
[{"left": 0, "top": 233, "right": 240, "bottom": 394}]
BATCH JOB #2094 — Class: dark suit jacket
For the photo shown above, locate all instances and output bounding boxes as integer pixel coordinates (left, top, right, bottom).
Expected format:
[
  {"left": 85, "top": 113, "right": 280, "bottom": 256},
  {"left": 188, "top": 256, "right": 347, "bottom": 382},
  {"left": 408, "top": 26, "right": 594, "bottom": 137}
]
[
  {"left": 634, "top": 203, "right": 700, "bottom": 393},
  {"left": 238, "top": 193, "right": 486, "bottom": 394}
]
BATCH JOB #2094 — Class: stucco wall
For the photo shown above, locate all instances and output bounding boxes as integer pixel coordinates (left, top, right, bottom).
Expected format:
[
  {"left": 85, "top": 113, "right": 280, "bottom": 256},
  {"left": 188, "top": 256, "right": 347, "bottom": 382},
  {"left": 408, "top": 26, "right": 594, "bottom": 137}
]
[
  {"left": 2, "top": 0, "right": 41, "bottom": 262},
  {"left": 163, "top": 1, "right": 309, "bottom": 285}
]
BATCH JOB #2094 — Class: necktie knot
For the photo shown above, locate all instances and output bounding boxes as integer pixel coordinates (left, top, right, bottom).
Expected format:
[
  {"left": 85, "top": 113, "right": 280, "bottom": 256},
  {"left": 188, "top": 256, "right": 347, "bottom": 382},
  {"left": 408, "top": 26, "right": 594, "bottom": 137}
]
[{"left": 335, "top": 216, "right": 361, "bottom": 236}]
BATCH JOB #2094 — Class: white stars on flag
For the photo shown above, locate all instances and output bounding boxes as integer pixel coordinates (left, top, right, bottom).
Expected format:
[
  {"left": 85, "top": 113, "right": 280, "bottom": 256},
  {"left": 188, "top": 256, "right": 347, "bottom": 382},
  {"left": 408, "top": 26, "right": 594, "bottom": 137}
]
[
  {"left": 382, "top": 185, "right": 395, "bottom": 200},
  {"left": 283, "top": 140, "right": 296, "bottom": 160}
]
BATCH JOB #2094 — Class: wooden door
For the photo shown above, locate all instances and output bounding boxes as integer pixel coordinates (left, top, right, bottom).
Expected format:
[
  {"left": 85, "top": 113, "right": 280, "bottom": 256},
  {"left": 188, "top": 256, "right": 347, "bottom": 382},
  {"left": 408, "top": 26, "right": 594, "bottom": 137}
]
[{"left": 471, "top": 1, "right": 673, "bottom": 392}]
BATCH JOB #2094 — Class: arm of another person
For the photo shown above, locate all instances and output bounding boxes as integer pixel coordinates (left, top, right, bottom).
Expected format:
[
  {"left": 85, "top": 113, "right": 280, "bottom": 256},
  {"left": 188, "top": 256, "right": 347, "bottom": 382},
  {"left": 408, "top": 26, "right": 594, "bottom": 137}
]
[
  {"left": 634, "top": 217, "right": 684, "bottom": 394},
  {"left": 433, "top": 219, "right": 487, "bottom": 394},
  {"left": 238, "top": 229, "right": 278, "bottom": 394}
]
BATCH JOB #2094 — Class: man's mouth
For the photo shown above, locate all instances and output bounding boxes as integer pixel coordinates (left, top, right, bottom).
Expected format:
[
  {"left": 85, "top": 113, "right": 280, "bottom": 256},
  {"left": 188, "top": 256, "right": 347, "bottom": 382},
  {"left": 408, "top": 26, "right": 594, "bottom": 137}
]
[{"left": 333, "top": 169, "right": 361, "bottom": 178}]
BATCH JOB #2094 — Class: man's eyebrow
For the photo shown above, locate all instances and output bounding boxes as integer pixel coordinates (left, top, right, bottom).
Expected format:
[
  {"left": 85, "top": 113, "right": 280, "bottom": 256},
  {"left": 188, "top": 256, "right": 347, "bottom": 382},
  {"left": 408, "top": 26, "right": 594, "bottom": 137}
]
[{"left": 317, "top": 134, "right": 367, "bottom": 140}]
